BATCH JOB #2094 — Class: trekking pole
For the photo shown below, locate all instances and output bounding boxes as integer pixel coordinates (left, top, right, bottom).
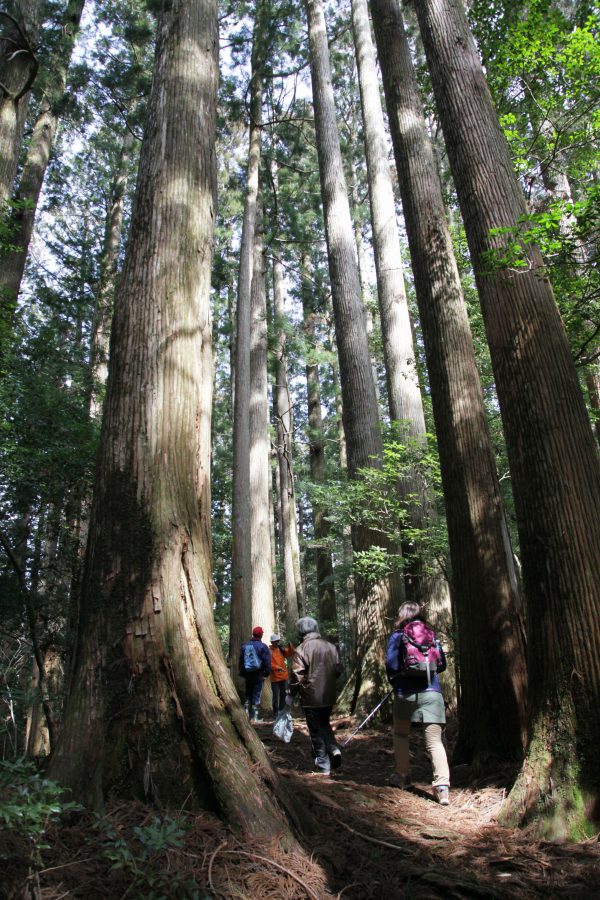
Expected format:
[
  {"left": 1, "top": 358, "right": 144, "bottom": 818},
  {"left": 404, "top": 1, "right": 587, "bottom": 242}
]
[{"left": 340, "top": 689, "right": 394, "bottom": 747}]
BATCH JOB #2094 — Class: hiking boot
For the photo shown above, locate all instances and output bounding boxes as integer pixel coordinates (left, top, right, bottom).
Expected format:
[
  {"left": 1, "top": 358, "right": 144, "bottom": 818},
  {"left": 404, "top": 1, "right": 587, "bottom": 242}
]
[
  {"left": 435, "top": 785, "right": 450, "bottom": 805},
  {"left": 330, "top": 749, "right": 342, "bottom": 770},
  {"left": 389, "top": 772, "right": 411, "bottom": 789},
  {"left": 251, "top": 710, "right": 263, "bottom": 723}
]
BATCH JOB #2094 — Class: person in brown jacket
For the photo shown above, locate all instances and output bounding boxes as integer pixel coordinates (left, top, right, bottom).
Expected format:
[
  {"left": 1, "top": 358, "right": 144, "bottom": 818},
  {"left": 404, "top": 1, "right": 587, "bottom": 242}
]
[{"left": 289, "top": 616, "right": 342, "bottom": 774}]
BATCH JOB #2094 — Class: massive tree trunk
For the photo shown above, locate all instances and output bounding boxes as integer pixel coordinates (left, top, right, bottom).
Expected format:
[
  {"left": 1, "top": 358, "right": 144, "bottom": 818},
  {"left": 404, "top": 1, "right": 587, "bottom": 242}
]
[
  {"left": 415, "top": 0, "right": 600, "bottom": 835},
  {"left": 48, "top": 0, "right": 299, "bottom": 840},
  {"left": 370, "top": 0, "right": 527, "bottom": 764},
  {"left": 301, "top": 250, "right": 337, "bottom": 633},
  {"left": 0, "top": 0, "right": 85, "bottom": 321},
  {"left": 304, "top": 0, "right": 400, "bottom": 715}
]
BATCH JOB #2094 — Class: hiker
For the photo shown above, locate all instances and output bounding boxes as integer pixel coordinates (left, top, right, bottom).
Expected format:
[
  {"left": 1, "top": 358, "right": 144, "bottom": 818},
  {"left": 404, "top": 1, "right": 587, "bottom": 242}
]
[
  {"left": 269, "top": 633, "right": 294, "bottom": 718},
  {"left": 289, "top": 616, "right": 342, "bottom": 774},
  {"left": 386, "top": 601, "right": 450, "bottom": 805},
  {"left": 238, "top": 626, "right": 271, "bottom": 723}
]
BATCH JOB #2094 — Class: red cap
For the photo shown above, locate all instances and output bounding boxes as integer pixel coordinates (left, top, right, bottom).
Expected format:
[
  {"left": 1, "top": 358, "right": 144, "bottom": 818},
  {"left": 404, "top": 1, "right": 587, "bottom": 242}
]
[{"left": 252, "top": 626, "right": 264, "bottom": 638}]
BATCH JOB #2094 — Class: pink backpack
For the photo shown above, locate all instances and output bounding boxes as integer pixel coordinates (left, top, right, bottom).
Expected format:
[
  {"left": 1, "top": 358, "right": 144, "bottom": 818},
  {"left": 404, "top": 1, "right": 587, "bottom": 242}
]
[{"left": 399, "top": 620, "right": 442, "bottom": 684}]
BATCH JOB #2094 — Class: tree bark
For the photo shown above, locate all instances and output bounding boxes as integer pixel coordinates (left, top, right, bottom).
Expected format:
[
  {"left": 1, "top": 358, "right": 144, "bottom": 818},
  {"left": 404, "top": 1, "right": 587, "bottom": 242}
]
[
  {"left": 371, "top": 0, "right": 527, "bottom": 763},
  {"left": 415, "top": 0, "right": 600, "bottom": 835},
  {"left": 0, "top": 0, "right": 40, "bottom": 206},
  {"left": 249, "top": 192, "right": 275, "bottom": 650},
  {"left": 301, "top": 251, "right": 337, "bottom": 632},
  {"left": 0, "top": 0, "right": 85, "bottom": 321},
  {"left": 304, "top": 0, "right": 400, "bottom": 715},
  {"left": 48, "top": 0, "right": 301, "bottom": 841},
  {"left": 88, "top": 127, "right": 135, "bottom": 419},
  {"left": 229, "top": 3, "right": 266, "bottom": 683},
  {"left": 273, "top": 245, "right": 301, "bottom": 637},
  {"left": 353, "top": 0, "right": 452, "bottom": 616}
]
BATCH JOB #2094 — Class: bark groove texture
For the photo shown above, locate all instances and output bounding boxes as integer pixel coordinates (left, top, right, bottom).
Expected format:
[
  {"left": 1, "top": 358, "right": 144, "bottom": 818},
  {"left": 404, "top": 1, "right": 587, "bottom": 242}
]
[
  {"left": 415, "top": 0, "right": 600, "bottom": 833},
  {"left": 49, "top": 0, "right": 300, "bottom": 842},
  {"left": 371, "top": 0, "right": 527, "bottom": 762},
  {"left": 305, "top": 0, "right": 400, "bottom": 715}
]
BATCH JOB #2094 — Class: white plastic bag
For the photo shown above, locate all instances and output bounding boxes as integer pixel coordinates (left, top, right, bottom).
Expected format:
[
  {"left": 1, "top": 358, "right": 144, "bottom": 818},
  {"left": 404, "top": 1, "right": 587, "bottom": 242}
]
[{"left": 273, "top": 709, "right": 293, "bottom": 743}]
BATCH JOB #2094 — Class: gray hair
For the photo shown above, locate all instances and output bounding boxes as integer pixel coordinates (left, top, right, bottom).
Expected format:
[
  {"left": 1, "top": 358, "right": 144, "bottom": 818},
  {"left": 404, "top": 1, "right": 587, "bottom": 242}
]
[{"left": 296, "top": 616, "right": 319, "bottom": 637}]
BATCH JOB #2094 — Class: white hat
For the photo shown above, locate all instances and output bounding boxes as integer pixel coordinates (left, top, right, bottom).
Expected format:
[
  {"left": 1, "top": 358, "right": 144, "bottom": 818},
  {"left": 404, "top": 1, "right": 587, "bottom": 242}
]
[{"left": 270, "top": 633, "right": 281, "bottom": 643}]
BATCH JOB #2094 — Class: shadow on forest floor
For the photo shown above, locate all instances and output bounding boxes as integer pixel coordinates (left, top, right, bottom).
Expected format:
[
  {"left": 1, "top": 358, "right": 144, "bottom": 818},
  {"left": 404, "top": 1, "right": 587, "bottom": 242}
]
[{"left": 2, "top": 716, "right": 599, "bottom": 898}]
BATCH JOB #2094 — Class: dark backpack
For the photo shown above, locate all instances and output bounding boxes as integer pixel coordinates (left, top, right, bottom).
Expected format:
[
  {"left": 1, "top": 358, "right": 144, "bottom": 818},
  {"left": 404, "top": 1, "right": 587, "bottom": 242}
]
[
  {"left": 398, "top": 620, "right": 442, "bottom": 684},
  {"left": 242, "top": 642, "right": 261, "bottom": 674}
]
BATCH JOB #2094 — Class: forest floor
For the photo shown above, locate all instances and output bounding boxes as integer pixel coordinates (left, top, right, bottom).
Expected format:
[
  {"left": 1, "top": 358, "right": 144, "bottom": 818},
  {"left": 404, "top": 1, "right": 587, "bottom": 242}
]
[{"left": 3, "top": 714, "right": 600, "bottom": 899}]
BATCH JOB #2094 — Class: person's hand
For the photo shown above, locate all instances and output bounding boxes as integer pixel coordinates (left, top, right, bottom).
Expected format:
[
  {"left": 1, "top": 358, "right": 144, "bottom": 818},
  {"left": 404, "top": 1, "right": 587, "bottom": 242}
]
[{"left": 285, "top": 692, "right": 293, "bottom": 706}]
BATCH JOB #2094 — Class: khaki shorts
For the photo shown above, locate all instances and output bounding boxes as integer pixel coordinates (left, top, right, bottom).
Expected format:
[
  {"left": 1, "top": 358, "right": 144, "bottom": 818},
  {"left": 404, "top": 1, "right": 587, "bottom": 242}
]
[{"left": 393, "top": 691, "right": 446, "bottom": 725}]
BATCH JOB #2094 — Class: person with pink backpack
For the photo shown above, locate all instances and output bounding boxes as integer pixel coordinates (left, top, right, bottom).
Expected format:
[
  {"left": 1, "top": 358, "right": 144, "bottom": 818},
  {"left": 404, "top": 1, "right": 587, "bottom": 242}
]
[{"left": 385, "top": 601, "right": 450, "bottom": 805}]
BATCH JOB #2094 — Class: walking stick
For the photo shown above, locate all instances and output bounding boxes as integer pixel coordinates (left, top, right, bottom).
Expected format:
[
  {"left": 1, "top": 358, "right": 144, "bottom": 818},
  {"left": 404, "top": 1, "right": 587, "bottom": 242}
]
[{"left": 340, "top": 689, "right": 393, "bottom": 747}]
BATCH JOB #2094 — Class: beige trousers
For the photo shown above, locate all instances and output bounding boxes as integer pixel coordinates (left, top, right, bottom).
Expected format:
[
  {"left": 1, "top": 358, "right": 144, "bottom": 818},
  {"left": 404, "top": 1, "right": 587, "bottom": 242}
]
[{"left": 393, "top": 698, "right": 450, "bottom": 787}]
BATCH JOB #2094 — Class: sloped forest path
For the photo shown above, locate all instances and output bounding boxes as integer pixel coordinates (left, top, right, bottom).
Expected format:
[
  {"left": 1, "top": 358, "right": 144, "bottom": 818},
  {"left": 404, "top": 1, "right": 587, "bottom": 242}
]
[{"left": 4, "top": 716, "right": 599, "bottom": 898}]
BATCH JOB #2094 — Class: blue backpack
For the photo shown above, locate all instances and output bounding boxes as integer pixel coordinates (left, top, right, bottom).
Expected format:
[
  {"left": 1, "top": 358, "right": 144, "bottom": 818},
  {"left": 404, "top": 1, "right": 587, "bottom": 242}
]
[{"left": 243, "top": 642, "right": 261, "bottom": 674}]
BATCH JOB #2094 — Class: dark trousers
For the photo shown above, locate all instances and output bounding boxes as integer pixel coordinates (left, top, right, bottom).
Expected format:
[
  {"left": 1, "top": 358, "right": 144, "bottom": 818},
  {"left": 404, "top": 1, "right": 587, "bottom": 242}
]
[
  {"left": 303, "top": 706, "right": 338, "bottom": 773},
  {"left": 244, "top": 676, "right": 264, "bottom": 717},
  {"left": 271, "top": 680, "right": 288, "bottom": 717}
]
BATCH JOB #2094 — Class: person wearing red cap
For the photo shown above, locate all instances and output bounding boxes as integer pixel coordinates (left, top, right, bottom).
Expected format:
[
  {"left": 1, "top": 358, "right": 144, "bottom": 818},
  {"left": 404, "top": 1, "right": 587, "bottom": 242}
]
[{"left": 238, "top": 626, "right": 271, "bottom": 722}]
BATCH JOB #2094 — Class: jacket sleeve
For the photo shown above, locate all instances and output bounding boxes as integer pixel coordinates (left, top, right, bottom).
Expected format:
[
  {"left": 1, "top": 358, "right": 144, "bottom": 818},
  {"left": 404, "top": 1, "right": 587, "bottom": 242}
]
[
  {"left": 289, "top": 648, "right": 307, "bottom": 694},
  {"left": 261, "top": 644, "right": 271, "bottom": 676},
  {"left": 335, "top": 646, "right": 342, "bottom": 677},
  {"left": 385, "top": 632, "right": 402, "bottom": 684}
]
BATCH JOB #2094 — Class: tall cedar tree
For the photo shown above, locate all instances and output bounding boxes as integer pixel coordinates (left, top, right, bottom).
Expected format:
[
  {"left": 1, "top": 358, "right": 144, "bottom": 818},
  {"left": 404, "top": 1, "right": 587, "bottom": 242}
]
[
  {"left": 229, "top": 0, "right": 270, "bottom": 681},
  {"left": 414, "top": 0, "right": 600, "bottom": 835},
  {"left": 352, "top": 0, "right": 452, "bottom": 615},
  {"left": 301, "top": 250, "right": 337, "bottom": 631},
  {"left": 370, "top": 0, "right": 527, "bottom": 765},
  {"left": 304, "top": 0, "right": 401, "bottom": 714},
  {"left": 49, "top": 0, "right": 302, "bottom": 840},
  {"left": 249, "top": 192, "right": 276, "bottom": 647}
]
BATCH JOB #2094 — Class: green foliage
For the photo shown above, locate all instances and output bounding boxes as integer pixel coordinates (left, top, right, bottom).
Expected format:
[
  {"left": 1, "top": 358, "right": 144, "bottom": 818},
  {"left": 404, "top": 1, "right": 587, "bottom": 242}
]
[
  {"left": 96, "top": 814, "right": 200, "bottom": 899},
  {"left": 482, "top": 187, "right": 600, "bottom": 366},
  {"left": 0, "top": 758, "right": 81, "bottom": 865},
  {"left": 309, "top": 426, "right": 448, "bottom": 585}
]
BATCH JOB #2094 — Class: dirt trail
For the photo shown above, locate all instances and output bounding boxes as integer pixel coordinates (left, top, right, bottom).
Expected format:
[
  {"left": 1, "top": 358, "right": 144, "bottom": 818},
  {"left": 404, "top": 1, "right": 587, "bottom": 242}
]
[
  {"left": 3, "top": 715, "right": 599, "bottom": 898},
  {"left": 258, "top": 715, "right": 600, "bottom": 899}
]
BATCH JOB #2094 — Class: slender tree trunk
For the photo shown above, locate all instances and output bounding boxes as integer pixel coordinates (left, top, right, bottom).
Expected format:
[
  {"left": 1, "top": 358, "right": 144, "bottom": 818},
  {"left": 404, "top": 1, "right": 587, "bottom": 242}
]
[
  {"left": 89, "top": 127, "right": 135, "bottom": 418},
  {"left": 353, "top": 0, "right": 452, "bottom": 615},
  {"left": 0, "top": 0, "right": 85, "bottom": 318},
  {"left": 352, "top": 0, "right": 422, "bottom": 432},
  {"left": 249, "top": 192, "right": 275, "bottom": 650},
  {"left": 349, "top": 167, "right": 381, "bottom": 405},
  {"left": 584, "top": 366, "right": 600, "bottom": 445},
  {"left": 301, "top": 250, "right": 337, "bottom": 632},
  {"left": 229, "top": 122, "right": 256, "bottom": 673},
  {"left": 48, "top": 0, "right": 303, "bottom": 842},
  {"left": 415, "top": 0, "right": 600, "bottom": 834},
  {"left": 0, "top": 0, "right": 40, "bottom": 206},
  {"left": 304, "top": 0, "right": 400, "bottom": 715},
  {"left": 371, "top": 0, "right": 527, "bottom": 763},
  {"left": 229, "top": 0, "right": 270, "bottom": 682},
  {"left": 273, "top": 250, "right": 301, "bottom": 636}
]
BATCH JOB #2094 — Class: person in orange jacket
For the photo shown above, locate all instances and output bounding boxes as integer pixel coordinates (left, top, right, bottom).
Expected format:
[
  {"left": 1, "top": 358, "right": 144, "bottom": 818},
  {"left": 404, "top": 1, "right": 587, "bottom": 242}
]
[{"left": 269, "top": 633, "right": 294, "bottom": 718}]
